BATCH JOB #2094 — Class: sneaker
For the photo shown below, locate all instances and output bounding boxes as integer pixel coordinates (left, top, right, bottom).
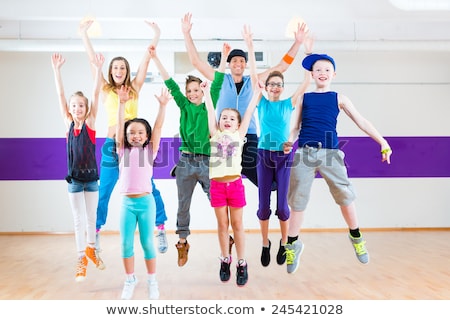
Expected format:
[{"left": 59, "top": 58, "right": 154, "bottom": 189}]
[
  {"left": 276, "top": 239, "right": 286, "bottom": 265},
  {"left": 285, "top": 240, "right": 304, "bottom": 274},
  {"left": 156, "top": 229, "right": 168, "bottom": 253},
  {"left": 148, "top": 279, "right": 160, "bottom": 300},
  {"left": 349, "top": 234, "right": 370, "bottom": 264},
  {"left": 85, "top": 246, "right": 106, "bottom": 270},
  {"left": 228, "top": 235, "right": 235, "bottom": 262},
  {"left": 175, "top": 241, "right": 190, "bottom": 267},
  {"left": 121, "top": 276, "right": 138, "bottom": 300},
  {"left": 236, "top": 259, "right": 248, "bottom": 286},
  {"left": 170, "top": 164, "right": 177, "bottom": 177},
  {"left": 260, "top": 240, "right": 271, "bottom": 267},
  {"left": 219, "top": 257, "right": 231, "bottom": 282},
  {"left": 75, "top": 256, "right": 88, "bottom": 282}
]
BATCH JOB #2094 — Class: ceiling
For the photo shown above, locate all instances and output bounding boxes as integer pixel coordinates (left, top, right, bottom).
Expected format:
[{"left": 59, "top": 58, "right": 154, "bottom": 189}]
[{"left": 1, "top": 0, "right": 450, "bottom": 52}]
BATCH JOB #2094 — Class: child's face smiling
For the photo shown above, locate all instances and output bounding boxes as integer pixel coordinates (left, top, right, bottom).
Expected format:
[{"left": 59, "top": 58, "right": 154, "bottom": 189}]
[
  {"left": 126, "top": 122, "right": 148, "bottom": 147},
  {"left": 311, "top": 60, "right": 336, "bottom": 88},
  {"left": 69, "top": 96, "right": 88, "bottom": 121},
  {"left": 186, "top": 82, "right": 204, "bottom": 105},
  {"left": 219, "top": 109, "right": 240, "bottom": 132}
]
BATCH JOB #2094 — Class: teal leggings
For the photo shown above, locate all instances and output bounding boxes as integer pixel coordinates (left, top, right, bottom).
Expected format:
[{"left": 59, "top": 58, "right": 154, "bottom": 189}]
[{"left": 120, "top": 194, "right": 156, "bottom": 260}]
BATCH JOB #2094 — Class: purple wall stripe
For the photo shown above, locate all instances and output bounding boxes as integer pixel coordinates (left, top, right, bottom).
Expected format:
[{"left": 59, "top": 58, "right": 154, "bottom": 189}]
[{"left": 0, "top": 136, "right": 448, "bottom": 180}]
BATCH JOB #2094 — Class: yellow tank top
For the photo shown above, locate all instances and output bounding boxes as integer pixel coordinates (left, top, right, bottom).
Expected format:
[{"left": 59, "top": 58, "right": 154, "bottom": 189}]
[{"left": 104, "top": 90, "right": 138, "bottom": 127}]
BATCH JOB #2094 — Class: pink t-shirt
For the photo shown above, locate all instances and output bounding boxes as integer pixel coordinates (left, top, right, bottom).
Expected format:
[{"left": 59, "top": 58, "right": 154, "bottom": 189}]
[{"left": 118, "top": 145, "right": 155, "bottom": 195}]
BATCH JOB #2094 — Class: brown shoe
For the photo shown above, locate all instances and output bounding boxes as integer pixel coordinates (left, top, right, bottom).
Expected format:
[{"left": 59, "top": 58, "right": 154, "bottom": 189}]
[{"left": 175, "top": 241, "right": 190, "bottom": 267}]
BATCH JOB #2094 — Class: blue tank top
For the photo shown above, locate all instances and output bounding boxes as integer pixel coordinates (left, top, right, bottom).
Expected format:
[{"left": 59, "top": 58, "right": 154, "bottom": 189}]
[{"left": 298, "top": 91, "right": 340, "bottom": 149}]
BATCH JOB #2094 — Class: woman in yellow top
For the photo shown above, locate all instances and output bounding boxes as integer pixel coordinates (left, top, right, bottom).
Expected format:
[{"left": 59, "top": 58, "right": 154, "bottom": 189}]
[{"left": 79, "top": 19, "right": 169, "bottom": 258}]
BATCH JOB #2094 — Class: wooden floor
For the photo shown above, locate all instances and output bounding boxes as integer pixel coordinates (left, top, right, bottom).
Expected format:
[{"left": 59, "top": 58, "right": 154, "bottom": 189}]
[{"left": 1, "top": 230, "right": 450, "bottom": 300}]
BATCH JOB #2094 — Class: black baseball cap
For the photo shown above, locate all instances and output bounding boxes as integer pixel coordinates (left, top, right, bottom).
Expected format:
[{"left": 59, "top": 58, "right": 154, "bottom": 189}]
[{"left": 227, "top": 49, "right": 247, "bottom": 63}]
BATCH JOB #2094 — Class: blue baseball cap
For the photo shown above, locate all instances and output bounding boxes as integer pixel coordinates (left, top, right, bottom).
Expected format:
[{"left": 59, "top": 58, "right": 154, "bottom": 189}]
[{"left": 302, "top": 53, "right": 336, "bottom": 71}]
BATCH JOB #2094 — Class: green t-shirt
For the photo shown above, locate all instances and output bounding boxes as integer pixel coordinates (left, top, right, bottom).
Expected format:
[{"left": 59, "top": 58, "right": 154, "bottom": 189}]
[{"left": 164, "top": 71, "right": 224, "bottom": 156}]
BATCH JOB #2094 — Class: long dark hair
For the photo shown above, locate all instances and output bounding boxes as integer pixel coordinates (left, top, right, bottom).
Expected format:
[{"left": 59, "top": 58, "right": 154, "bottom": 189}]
[{"left": 123, "top": 118, "right": 152, "bottom": 149}]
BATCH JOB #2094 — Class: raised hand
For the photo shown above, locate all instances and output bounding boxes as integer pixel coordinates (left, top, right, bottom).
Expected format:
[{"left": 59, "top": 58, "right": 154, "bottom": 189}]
[
  {"left": 294, "top": 22, "right": 308, "bottom": 44},
  {"left": 51, "top": 53, "right": 65, "bottom": 70},
  {"left": 78, "top": 19, "right": 93, "bottom": 34},
  {"left": 154, "top": 87, "right": 172, "bottom": 107},
  {"left": 304, "top": 33, "right": 315, "bottom": 54},
  {"left": 181, "top": 12, "right": 193, "bottom": 34},
  {"left": 145, "top": 21, "right": 160, "bottom": 37},
  {"left": 92, "top": 53, "right": 105, "bottom": 70},
  {"left": 118, "top": 85, "right": 131, "bottom": 104},
  {"left": 242, "top": 24, "right": 253, "bottom": 46},
  {"left": 222, "top": 42, "right": 232, "bottom": 61}
]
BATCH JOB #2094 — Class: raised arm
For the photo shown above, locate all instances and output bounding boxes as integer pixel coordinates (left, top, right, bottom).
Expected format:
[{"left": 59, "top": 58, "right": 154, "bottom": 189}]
[
  {"left": 338, "top": 94, "right": 392, "bottom": 164},
  {"left": 242, "top": 25, "right": 258, "bottom": 88},
  {"left": 284, "top": 97, "right": 303, "bottom": 154},
  {"left": 218, "top": 42, "right": 232, "bottom": 74},
  {"left": 85, "top": 53, "right": 105, "bottom": 130},
  {"left": 151, "top": 87, "right": 172, "bottom": 153},
  {"left": 200, "top": 81, "right": 218, "bottom": 137},
  {"left": 181, "top": 12, "right": 215, "bottom": 81},
  {"left": 239, "top": 80, "right": 264, "bottom": 138},
  {"left": 116, "top": 85, "right": 131, "bottom": 149},
  {"left": 79, "top": 20, "right": 106, "bottom": 85},
  {"left": 290, "top": 34, "right": 314, "bottom": 107},
  {"left": 131, "top": 21, "right": 160, "bottom": 93},
  {"left": 51, "top": 53, "right": 71, "bottom": 128},
  {"left": 148, "top": 45, "right": 170, "bottom": 81},
  {"left": 257, "top": 22, "right": 308, "bottom": 82}
]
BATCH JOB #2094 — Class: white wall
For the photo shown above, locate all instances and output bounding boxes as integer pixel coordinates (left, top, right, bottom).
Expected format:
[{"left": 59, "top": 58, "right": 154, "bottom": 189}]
[{"left": 1, "top": 46, "right": 450, "bottom": 233}]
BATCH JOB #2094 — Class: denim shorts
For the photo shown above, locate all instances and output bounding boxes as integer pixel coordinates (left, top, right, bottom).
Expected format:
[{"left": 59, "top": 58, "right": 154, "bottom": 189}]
[{"left": 67, "top": 179, "right": 99, "bottom": 193}]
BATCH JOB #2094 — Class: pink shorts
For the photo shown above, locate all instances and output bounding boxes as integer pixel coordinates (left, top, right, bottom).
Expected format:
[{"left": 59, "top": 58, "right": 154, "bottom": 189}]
[{"left": 210, "top": 177, "right": 246, "bottom": 208}]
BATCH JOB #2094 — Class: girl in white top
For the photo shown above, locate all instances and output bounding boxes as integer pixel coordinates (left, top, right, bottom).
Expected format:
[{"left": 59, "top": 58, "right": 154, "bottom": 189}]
[{"left": 203, "top": 41, "right": 264, "bottom": 286}]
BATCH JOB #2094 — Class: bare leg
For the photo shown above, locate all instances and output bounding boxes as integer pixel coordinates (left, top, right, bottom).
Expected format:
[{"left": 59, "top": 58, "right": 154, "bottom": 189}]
[
  {"left": 259, "top": 219, "right": 270, "bottom": 246},
  {"left": 144, "top": 258, "right": 156, "bottom": 275},
  {"left": 214, "top": 206, "right": 230, "bottom": 258},
  {"left": 288, "top": 210, "right": 305, "bottom": 237},
  {"left": 340, "top": 202, "right": 359, "bottom": 230},
  {"left": 279, "top": 219, "right": 289, "bottom": 245},
  {"left": 229, "top": 207, "right": 245, "bottom": 261},
  {"left": 123, "top": 256, "right": 134, "bottom": 275}
]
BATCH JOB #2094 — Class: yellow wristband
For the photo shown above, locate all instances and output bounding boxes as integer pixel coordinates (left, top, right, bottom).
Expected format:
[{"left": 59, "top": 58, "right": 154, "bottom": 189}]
[
  {"left": 381, "top": 148, "right": 391, "bottom": 154},
  {"left": 283, "top": 54, "right": 294, "bottom": 64}
]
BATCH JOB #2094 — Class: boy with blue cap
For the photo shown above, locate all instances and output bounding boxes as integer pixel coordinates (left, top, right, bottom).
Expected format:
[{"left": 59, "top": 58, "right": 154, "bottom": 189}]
[{"left": 284, "top": 53, "right": 393, "bottom": 274}]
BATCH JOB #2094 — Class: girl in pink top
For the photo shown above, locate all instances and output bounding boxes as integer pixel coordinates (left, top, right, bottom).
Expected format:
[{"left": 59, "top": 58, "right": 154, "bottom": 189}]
[{"left": 115, "top": 85, "right": 171, "bottom": 300}]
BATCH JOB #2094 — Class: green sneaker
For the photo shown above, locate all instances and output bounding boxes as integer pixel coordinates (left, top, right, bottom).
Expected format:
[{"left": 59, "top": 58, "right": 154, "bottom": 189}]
[
  {"left": 349, "top": 234, "right": 369, "bottom": 264},
  {"left": 285, "top": 240, "right": 304, "bottom": 274}
]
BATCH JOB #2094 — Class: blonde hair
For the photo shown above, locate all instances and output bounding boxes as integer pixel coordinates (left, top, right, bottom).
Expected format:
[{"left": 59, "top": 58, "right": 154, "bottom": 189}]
[{"left": 69, "top": 91, "right": 89, "bottom": 118}]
